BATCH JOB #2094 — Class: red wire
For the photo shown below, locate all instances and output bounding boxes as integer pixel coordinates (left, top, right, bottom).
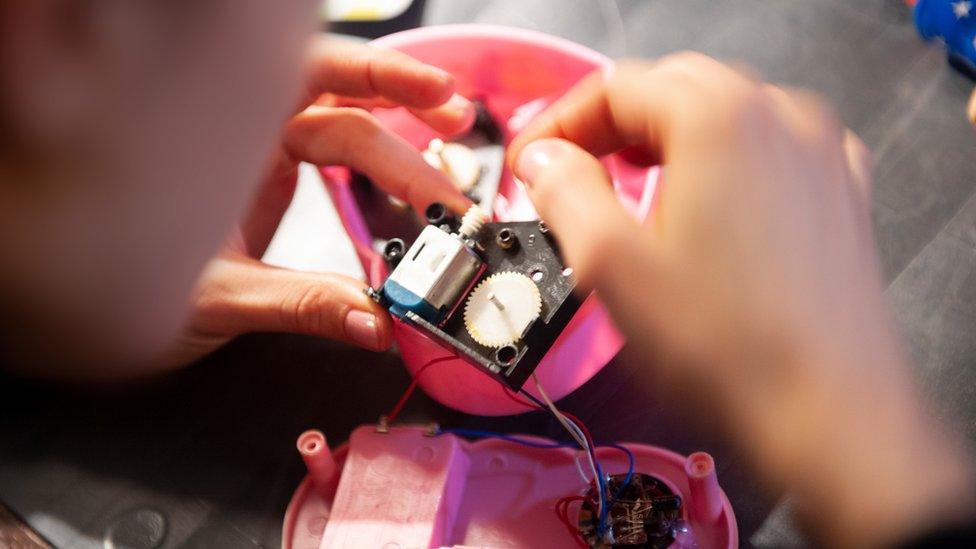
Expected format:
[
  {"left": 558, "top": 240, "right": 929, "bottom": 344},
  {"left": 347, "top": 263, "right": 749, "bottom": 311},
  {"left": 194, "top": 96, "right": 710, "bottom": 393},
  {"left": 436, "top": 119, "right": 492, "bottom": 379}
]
[
  {"left": 558, "top": 410, "right": 597, "bottom": 450},
  {"left": 385, "top": 355, "right": 455, "bottom": 423},
  {"left": 555, "top": 495, "right": 590, "bottom": 547}
]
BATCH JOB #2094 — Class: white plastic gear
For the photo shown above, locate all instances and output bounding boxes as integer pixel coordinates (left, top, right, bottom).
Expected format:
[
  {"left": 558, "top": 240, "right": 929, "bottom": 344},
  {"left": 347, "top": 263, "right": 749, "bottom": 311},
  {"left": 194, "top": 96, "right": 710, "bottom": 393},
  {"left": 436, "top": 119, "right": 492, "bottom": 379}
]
[
  {"left": 463, "top": 272, "right": 543, "bottom": 348},
  {"left": 458, "top": 204, "right": 489, "bottom": 238}
]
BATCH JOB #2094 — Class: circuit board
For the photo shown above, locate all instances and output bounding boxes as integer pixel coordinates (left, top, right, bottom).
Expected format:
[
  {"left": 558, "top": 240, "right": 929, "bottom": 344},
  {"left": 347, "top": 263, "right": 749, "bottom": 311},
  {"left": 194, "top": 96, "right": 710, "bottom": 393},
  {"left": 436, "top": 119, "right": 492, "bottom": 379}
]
[{"left": 578, "top": 473, "right": 683, "bottom": 548}]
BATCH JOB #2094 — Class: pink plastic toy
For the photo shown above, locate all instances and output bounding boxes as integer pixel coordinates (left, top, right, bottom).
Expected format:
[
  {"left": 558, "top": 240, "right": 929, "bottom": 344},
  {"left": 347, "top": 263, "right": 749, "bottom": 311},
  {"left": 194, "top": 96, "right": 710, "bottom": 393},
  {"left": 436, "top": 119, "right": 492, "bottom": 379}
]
[
  {"left": 322, "top": 25, "right": 660, "bottom": 416},
  {"left": 283, "top": 426, "right": 737, "bottom": 548},
  {"left": 284, "top": 26, "right": 735, "bottom": 549}
]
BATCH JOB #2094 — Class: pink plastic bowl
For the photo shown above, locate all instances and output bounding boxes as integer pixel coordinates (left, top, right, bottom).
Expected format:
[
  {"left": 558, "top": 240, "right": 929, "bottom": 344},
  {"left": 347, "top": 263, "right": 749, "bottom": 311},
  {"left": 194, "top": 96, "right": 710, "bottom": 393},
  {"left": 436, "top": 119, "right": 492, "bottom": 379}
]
[{"left": 323, "top": 25, "right": 658, "bottom": 415}]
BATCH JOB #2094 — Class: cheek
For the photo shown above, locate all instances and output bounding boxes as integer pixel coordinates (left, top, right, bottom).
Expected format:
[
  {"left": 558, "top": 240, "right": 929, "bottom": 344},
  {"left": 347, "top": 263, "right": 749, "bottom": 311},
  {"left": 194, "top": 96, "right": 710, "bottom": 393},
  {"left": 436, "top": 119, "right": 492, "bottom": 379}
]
[
  {"left": 200, "top": 0, "right": 320, "bottom": 136},
  {"left": 119, "top": 0, "right": 320, "bottom": 197},
  {"left": 220, "top": 0, "right": 320, "bottom": 109},
  {"left": 81, "top": 0, "right": 320, "bottom": 336}
]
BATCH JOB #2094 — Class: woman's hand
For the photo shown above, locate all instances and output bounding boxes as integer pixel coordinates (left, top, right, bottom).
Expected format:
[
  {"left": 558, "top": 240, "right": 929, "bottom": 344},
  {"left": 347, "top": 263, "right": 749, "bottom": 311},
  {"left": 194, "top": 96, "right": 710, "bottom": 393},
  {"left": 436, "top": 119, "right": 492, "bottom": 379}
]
[
  {"left": 156, "top": 38, "right": 474, "bottom": 369},
  {"left": 509, "top": 53, "right": 975, "bottom": 547}
]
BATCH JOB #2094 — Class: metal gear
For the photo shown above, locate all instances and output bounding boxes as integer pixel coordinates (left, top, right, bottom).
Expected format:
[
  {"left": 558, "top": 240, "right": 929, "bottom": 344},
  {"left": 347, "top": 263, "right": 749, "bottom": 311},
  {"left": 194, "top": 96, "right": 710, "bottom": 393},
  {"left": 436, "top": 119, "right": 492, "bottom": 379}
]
[{"left": 463, "top": 272, "right": 542, "bottom": 348}]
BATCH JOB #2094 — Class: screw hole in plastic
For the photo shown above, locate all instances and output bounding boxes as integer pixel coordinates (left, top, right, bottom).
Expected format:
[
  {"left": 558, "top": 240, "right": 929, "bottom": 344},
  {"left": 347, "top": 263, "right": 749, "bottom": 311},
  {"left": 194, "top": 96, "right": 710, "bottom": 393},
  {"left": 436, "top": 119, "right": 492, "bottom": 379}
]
[{"left": 495, "top": 344, "right": 518, "bottom": 365}]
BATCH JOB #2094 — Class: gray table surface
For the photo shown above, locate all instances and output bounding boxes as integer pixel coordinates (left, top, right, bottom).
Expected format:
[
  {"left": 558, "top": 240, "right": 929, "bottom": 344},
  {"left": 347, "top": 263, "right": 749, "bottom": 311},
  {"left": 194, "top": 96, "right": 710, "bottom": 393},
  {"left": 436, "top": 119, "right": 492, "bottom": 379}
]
[{"left": 3, "top": 1, "right": 975, "bottom": 547}]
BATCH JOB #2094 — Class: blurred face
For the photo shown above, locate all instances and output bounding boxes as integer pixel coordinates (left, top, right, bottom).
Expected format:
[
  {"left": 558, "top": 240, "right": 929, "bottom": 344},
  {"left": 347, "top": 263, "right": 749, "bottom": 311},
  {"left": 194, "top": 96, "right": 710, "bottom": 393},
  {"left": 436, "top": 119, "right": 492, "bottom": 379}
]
[{"left": 0, "top": 0, "right": 319, "bottom": 369}]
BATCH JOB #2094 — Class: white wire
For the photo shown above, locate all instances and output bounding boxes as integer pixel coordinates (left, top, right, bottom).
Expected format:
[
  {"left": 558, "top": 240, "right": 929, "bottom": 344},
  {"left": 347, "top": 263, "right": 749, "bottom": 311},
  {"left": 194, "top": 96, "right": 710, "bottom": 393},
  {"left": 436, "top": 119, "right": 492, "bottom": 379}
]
[
  {"left": 535, "top": 379, "right": 586, "bottom": 448},
  {"left": 532, "top": 374, "right": 604, "bottom": 526},
  {"left": 573, "top": 453, "right": 591, "bottom": 484}
]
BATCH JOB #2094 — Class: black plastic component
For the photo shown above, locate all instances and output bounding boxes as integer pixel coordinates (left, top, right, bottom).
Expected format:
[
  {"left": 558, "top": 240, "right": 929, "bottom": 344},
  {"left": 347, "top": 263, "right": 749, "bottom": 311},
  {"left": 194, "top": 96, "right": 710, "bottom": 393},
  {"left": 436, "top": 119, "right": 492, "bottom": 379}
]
[
  {"left": 394, "top": 220, "right": 580, "bottom": 389},
  {"left": 471, "top": 99, "right": 504, "bottom": 143},
  {"left": 495, "top": 227, "right": 517, "bottom": 250},
  {"left": 495, "top": 345, "right": 518, "bottom": 366},
  {"left": 424, "top": 202, "right": 457, "bottom": 230},
  {"left": 382, "top": 238, "right": 406, "bottom": 266}
]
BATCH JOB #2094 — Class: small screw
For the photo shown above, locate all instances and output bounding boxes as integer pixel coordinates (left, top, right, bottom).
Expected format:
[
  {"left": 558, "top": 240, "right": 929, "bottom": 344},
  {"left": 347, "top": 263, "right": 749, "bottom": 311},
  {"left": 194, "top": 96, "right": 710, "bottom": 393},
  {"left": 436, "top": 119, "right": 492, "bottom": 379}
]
[
  {"left": 364, "top": 287, "right": 381, "bottom": 303},
  {"left": 495, "top": 228, "right": 517, "bottom": 250},
  {"left": 538, "top": 221, "right": 550, "bottom": 234}
]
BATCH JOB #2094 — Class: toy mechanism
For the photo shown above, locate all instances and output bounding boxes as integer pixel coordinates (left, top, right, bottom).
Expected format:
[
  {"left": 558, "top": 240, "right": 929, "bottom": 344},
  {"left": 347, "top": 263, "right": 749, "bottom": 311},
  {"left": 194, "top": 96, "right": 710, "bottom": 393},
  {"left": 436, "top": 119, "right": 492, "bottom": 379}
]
[
  {"left": 366, "top": 198, "right": 582, "bottom": 390},
  {"left": 284, "top": 25, "right": 739, "bottom": 548}
]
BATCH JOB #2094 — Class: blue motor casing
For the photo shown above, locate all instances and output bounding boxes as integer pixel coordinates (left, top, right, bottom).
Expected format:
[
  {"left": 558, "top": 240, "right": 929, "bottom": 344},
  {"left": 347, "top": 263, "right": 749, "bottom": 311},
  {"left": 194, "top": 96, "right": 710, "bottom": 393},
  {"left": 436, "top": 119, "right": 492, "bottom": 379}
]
[{"left": 381, "top": 279, "right": 445, "bottom": 324}]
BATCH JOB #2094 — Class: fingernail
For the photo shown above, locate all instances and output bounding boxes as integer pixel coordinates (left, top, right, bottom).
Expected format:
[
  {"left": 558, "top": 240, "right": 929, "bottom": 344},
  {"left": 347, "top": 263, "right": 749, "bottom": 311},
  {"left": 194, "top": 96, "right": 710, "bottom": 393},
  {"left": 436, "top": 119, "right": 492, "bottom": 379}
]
[
  {"left": 515, "top": 140, "right": 562, "bottom": 187},
  {"left": 430, "top": 66, "right": 454, "bottom": 85},
  {"left": 446, "top": 93, "right": 475, "bottom": 122},
  {"left": 344, "top": 310, "right": 380, "bottom": 350}
]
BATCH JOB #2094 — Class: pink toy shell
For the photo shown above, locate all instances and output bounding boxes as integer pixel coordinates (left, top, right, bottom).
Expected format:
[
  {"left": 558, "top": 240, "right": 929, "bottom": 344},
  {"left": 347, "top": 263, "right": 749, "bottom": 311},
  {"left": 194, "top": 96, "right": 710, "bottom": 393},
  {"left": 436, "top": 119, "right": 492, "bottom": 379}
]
[
  {"left": 282, "top": 426, "right": 737, "bottom": 548},
  {"left": 322, "top": 25, "right": 659, "bottom": 416}
]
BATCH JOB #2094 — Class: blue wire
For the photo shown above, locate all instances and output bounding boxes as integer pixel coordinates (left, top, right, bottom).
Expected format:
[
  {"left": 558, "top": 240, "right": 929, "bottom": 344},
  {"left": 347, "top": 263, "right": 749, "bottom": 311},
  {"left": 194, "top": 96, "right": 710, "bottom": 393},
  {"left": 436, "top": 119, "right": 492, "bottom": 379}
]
[
  {"left": 604, "top": 443, "right": 635, "bottom": 502},
  {"left": 435, "top": 428, "right": 575, "bottom": 449},
  {"left": 517, "top": 388, "right": 612, "bottom": 537}
]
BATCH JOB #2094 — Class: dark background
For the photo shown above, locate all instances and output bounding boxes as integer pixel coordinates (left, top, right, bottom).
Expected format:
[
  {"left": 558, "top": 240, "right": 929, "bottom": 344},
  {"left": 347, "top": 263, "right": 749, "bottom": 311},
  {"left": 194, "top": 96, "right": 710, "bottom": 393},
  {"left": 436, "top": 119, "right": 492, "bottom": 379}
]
[{"left": 3, "top": 1, "right": 975, "bottom": 547}]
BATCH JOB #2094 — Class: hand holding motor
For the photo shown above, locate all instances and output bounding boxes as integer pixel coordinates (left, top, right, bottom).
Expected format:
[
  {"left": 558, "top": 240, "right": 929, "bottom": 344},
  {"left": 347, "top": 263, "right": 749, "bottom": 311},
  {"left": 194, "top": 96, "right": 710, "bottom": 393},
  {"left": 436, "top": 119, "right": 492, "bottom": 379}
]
[{"left": 155, "top": 38, "right": 474, "bottom": 370}]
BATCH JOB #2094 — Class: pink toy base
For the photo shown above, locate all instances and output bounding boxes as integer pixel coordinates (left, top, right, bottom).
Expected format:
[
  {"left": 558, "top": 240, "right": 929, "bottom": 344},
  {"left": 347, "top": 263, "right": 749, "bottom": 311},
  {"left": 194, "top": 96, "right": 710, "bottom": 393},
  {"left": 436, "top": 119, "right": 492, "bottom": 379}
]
[
  {"left": 322, "top": 25, "right": 660, "bottom": 416},
  {"left": 283, "top": 426, "right": 737, "bottom": 549}
]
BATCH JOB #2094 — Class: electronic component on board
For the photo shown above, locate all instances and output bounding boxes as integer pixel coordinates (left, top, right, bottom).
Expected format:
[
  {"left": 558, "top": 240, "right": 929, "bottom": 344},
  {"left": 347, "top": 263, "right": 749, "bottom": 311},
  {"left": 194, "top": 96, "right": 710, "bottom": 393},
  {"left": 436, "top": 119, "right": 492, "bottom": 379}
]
[
  {"left": 578, "top": 473, "right": 683, "bottom": 548},
  {"left": 368, "top": 202, "right": 581, "bottom": 390},
  {"left": 380, "top": 207, "right": 488, "bottom": 323}
]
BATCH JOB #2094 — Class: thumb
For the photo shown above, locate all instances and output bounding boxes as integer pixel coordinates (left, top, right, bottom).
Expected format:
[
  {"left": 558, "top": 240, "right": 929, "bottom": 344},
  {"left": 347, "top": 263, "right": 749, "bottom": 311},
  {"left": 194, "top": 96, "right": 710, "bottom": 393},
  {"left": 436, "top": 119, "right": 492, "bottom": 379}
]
[
  {"left": 193, "top": 254, "right": 393, "bottom": 351},
  {"left": 512, "top": 138, "right": 642, "bottom": 291}
]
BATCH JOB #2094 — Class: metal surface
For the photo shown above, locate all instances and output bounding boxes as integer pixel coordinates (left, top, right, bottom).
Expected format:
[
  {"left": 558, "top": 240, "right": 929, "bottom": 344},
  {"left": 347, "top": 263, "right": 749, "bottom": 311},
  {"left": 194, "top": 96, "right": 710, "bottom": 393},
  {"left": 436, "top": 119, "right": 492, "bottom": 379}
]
[{"left": 2, "top": 1, "right": 975, "bottom": 548}]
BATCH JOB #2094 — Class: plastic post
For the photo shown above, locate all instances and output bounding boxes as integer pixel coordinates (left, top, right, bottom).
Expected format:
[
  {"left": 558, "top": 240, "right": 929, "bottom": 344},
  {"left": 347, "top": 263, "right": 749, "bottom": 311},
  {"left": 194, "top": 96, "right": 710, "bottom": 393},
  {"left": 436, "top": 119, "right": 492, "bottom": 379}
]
[
  {"left": 297, "top": 430, "right": 336, "bottom": 494},
  {"left": 686, "top": 451, "right": 724, "bottom": 525}
]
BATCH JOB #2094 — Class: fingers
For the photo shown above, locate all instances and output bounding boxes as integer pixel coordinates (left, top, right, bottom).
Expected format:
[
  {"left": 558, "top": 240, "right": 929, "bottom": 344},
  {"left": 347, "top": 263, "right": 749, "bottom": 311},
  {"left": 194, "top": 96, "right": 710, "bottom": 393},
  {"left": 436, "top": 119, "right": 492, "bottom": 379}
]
[
  {"left": 763, "top": 84, "right": 873, "bottom": 213},
  {"left": 508, "top": 52, "right": 754, "bottom": 169},
  {"left": 238, "top": 146, "right": 301, "bottom": 258},
  {"left": 284, "top": 106, "right": 470, "bottom": 214},
  {"left": 512, "top": 138, "right": 667, "bottom": 353},
  {"left": 508, "top": 63, "right": 644, "bottom": 165},
  {"left": 327, "top": 93, "right": 476, "bottom": 136},
  {"left": 513, "top": 138, "right": 642, "bottom": 290},
  {"left": 408, "top": 94, "right": 477, "bottom": 136},
  {"left": 843, "top": 130, "right": 874, "bottom": 210},
  {"left": 303, "top": 37, "right": 456, "bottom": 110},
  {"left": 193, "top": 253, "right": 393, "bottom": 351}
]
